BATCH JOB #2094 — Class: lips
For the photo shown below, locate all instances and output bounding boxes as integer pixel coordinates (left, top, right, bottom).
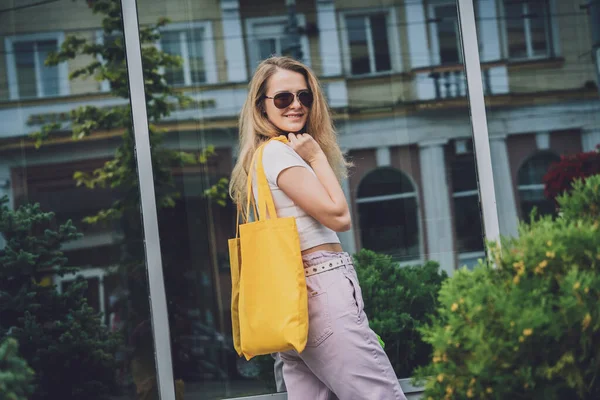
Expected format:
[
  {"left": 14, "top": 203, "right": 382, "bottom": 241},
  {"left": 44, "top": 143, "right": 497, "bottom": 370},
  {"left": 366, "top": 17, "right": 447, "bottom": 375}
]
[{"left": 284, "top": 114, "right": 304, "bottom": 118}]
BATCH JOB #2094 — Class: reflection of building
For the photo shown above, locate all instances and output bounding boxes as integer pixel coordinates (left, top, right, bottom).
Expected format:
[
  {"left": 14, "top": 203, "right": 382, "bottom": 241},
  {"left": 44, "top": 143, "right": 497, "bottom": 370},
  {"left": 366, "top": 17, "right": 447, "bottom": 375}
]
[{"left": 1, "top": 0, "right": 600, "bottom": 329}]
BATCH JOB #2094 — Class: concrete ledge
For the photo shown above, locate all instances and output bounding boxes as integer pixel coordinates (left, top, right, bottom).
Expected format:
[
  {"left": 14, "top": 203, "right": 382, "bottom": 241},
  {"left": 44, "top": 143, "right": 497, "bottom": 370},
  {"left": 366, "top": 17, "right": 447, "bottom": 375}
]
[{"left": 225, "top": 379, "right": 424, "bottom": 399}]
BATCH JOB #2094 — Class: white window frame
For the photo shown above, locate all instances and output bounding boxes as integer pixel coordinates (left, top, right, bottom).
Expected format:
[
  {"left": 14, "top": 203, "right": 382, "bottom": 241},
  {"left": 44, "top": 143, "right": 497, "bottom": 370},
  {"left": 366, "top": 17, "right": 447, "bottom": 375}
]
[
  {"left": 54, "top": 266, "right": 117, "bottom": 323},
  {"left": 338, "top": 7, "right": 402, "bottom": 77},
  {"left": 499, "top": 0, "right": 560, "bottom": 61},
  {"left": 95, "top": 31, "right": 114, "bottom": 93},
  {"left": 155, "top": 20, "right": 218, "bottom": 86},
  {"left": 356, "top": 168, "right": 423, "bottom": 264},
  {"left": 244, "top": 15, "right": 311, "bottom": 71},
  {"left": 427, "top": 1, "right": 463, "bottom": 65},
  {"left": 5, "top": 32, "right": 69, "bottom": 100}
]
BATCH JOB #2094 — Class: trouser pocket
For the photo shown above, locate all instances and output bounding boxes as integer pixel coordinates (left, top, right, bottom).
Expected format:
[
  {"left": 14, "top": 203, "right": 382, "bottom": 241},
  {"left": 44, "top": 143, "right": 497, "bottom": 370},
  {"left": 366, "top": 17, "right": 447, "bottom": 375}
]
[
  {"left": 343, "top": 267, "right": 364, "bottom": 319},
  {"left": 306, "top": 291, "right": 333, "bottom": 347}
]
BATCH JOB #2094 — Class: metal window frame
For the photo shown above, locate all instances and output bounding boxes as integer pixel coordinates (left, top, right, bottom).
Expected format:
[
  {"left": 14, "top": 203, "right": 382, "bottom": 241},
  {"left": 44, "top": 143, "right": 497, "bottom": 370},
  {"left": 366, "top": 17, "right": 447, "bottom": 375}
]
[
  {"left": 119, "top": 0, "right": 499, "bottom": 398},
  {"left": 120, "top": 1, "right": 176, "bottom": 399},
  {"left": 457, "top": 0, "right": 501, "bottom": 246}
]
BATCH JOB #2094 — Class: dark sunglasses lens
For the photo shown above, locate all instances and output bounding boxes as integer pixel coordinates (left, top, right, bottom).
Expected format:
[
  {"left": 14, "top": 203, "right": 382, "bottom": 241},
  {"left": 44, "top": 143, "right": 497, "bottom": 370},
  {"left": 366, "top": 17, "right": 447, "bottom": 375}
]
[
  {"left": 298, "top": 91, "right": 313, "bottom": 108},
  {"left": 273, "top": 92, "right": 294, "bottom": 109}
]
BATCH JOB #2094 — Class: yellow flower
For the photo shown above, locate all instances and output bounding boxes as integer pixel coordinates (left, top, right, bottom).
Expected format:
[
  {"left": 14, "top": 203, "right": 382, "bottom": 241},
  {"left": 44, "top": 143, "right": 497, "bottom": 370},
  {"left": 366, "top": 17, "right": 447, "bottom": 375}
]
[
  {"left": 573, "top": 282, "right": 581, "bottom": 290},
  {"left": 446, "top": 385, "right": 453, "bottom": 395},
  {"left": 582, "top": 313, "right": 592, "bottom": 331},
  {"left": 467, "top": 388, "right": 474, "bottom": 398},
  {"left": 546, "top": 251, "right": 555, "bottom": 258},
  {"left": 584, "top": 287, "right": 590, "bottom": 294},
  {"left": 470, "top": 378, "right": 476, "bottom": 386},
  {"left": 538, "top": 260, "right": 548, "bottom": 268},
  {"left": 459, "top": 298, "right": 465, "bottom": 304},
  {"left": 486, "top": 387, "right": 493, "bottom": 394},
  {"left": 513, "top": 275, "right": 520, "bottom": 284},
  {"left": 451, "top": 303, "right": 459, "bottom": 312},
  {"left": 519, "top": 336, "right": 525, "bottom": 343},
  {"left": 547, "top": 240, "right": 552, "bottom": 247},
  {"left": 437, "top": 374, "right": 445, "bottom": 383},
  {"left": 432, "top": 356, "right": 441, "bottom": 363},
  {"left": 443, "top": 353, "right": 448, "bottom": 362},
  {"left": 510, "top": 321, "right": 515, "bottom": 327},
  {"left": 523, "top": 328, "right": 533, "bottom": 336}
]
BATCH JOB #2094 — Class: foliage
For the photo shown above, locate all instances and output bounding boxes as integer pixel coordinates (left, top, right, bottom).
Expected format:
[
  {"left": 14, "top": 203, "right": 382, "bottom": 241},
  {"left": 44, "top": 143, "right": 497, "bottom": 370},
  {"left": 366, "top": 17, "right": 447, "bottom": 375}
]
[
  {"left": 555, "top": 174, "right": 600, "bottom": 222},
  {"left": 353, "top": 250, "right": 447, "bottom": 378},
  {"left": 0, "top": 338, "right": 35, "bottom": 400},
  {"left": 413, "top": 175, "right": 600, "bottom": 399},
  {"left": 0, "top": 197, "right": 119, "bottom": 400},
  {"left": 543, "top": 147, "right": 600, "bottom": 202}
]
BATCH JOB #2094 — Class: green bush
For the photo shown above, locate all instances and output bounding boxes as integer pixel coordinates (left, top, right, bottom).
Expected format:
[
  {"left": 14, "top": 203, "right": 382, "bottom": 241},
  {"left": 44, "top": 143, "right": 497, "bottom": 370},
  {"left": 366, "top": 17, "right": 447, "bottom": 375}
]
[
  {"left": 353, "top": 250, "right": 447, "bottom": 378},
  {"left": 556, "top": 174, "right": 600, "bottom": 221},
  {"left": 0, "top": 338, "right": 34, "bottom": 400},
  {"left": 413, "top": 174, "right": 600, "bottom": 399}
]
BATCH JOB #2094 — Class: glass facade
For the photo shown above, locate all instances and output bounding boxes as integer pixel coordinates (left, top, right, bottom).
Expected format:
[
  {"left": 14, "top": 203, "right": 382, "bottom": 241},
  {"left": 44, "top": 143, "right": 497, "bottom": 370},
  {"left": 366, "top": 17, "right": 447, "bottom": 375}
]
[{"left": 0, "top": 0, "right": 598, "bottom": 399}]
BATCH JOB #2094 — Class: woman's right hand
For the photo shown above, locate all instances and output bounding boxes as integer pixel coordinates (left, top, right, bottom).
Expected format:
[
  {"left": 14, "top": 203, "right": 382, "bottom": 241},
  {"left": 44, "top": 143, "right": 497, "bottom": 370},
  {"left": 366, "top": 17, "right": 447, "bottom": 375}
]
[{"left": 287, "top": 133, "right": 326, "bottom": 165}]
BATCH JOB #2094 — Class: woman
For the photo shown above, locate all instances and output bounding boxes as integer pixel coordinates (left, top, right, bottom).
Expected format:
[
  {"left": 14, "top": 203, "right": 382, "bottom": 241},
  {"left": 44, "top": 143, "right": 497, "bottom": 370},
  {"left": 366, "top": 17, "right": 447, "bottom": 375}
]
[{"left": 230, "top": 56, "right": 406, "bottom": 400}]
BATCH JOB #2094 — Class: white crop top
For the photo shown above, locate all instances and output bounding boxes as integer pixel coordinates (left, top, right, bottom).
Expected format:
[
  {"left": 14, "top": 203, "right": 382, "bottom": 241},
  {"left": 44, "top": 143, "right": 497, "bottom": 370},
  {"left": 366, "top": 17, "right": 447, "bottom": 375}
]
[{"left": 252, "top": 140, "right": 340, "bottom": 251}]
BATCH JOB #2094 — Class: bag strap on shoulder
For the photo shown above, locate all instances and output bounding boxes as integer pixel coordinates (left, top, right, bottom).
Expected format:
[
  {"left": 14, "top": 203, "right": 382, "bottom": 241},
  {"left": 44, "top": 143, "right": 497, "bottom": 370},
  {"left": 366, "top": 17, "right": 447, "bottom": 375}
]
[{"left": 245, "top": 136, "right": 288, "bottom": 222}]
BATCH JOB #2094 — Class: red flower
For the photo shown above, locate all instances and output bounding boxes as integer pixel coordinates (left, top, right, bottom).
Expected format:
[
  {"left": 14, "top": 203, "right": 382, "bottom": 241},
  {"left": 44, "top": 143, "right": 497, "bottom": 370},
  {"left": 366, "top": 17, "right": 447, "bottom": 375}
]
[{"left": 543, "top": 151, "right": 600, "bottom": 202}]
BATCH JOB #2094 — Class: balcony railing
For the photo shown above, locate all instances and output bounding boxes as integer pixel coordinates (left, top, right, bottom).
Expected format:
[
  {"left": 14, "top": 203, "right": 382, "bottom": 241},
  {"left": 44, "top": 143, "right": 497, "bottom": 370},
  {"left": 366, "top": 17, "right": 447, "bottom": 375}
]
[{"left": 415, "top": 63, "right": 504, "bottom": 101}]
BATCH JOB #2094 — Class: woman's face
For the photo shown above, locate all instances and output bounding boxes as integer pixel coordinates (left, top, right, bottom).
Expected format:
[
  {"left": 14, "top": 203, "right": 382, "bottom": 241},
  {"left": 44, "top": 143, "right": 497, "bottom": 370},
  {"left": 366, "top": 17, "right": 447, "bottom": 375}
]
[{"left": 262, "top": 69, "right": 310, "bottom": 134}]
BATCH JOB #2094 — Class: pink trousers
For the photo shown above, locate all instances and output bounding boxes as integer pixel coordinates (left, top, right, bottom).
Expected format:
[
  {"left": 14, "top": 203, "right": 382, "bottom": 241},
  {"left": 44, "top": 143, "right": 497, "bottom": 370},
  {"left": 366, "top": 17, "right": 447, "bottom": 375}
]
[{"left": 279, "top": 251, "right": 406, "bottom": 400}]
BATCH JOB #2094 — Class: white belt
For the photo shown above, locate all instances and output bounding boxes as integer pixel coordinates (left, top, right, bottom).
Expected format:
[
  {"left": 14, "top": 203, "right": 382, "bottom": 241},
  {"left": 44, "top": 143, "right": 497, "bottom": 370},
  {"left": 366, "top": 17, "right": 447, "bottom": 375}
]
[{"left": 304, "top": 256, "right": 353, "bottom": 277}]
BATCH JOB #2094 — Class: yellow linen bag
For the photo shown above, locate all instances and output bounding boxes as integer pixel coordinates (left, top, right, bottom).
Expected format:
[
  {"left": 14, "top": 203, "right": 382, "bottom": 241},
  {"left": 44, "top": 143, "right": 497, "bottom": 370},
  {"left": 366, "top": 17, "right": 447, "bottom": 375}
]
[
  {"left": 228, "top": 206, "right": 243, "bottom": 357},
  {"left": 229, "top": 136, "right": 308, "bottom": 360}
]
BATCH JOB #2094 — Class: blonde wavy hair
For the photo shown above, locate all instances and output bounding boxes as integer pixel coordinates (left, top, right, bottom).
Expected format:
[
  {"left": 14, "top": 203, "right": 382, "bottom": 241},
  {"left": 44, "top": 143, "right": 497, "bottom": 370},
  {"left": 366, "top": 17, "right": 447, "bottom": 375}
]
[{"left": 229, "top": 56, "right": 350, "bottom": 214}]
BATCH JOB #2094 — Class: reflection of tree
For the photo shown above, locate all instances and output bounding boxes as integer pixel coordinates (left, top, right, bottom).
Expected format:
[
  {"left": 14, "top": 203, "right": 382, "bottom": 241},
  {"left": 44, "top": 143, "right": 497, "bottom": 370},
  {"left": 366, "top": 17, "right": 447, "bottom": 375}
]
[
  {"left": 0, "top": 197, "right": 119, "bottom": 400},
  {"left": 29, "top": 0, "right": 228, "bottom": 396}
]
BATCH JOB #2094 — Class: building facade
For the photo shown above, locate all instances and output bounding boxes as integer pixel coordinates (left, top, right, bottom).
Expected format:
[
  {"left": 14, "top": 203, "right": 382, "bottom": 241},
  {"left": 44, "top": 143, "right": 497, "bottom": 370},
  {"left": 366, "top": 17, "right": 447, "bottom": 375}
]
[{"left": 1, "top": 0, "right": 599, "bottom": 399}]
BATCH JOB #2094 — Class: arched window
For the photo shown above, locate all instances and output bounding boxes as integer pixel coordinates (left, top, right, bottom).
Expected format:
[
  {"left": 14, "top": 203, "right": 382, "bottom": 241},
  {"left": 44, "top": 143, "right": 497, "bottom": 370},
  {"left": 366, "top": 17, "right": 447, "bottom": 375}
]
[
  {"left": 356, "top": 168, "right": 420, "bottom": 261},
  {"left": 517, "top": 152, "right": 560, "bottom": 218}
]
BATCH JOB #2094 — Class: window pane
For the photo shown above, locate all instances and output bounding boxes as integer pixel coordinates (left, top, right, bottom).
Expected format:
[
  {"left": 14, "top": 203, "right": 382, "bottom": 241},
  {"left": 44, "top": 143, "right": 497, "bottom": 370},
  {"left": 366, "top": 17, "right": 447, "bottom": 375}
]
[
  {"left": 369, "top": 14, "right": 391, "bottom": 72},
  {"left": 451, "top": 156, "right": 478, "bottom": 192},
  {"left": 358, "top": 198, "right": 420, "bottom": 261},
  {"left": 357, "top": 168, "right": 415, "bottom": 197},
  {"left": 347, "top": 16, "right": 370, "bottom": 74},
  {"left": 13, "top": 41, "right": 37, "bottom": 98},
  {"left": 528, "top": 2, "right": 549, "bottom": 57},
  {"left": 1, "top": 3, "right": 161, "bottom": 399},
  {"left": 517, "top": 153, "right": 560, "bottom": 186},
  {"left": 519, "top": 188, "right": 556, "bottom": 218},
  {"left": 187, "top": 28, "right": 206, "bottom": 84},
  {"left": 258, "top": 38, "right": 277, "bottom": 60},
  {"left": 435, "top": 5, "right": 461, "bottom": 64},
  {"left": 505, "top": 2, "right": 528, "bottom": 58},
  {"left": 161, "top": 31, "right": 185, "bottom": 85},
  {"left": 37, "top": 40, "right": 59, "bottom": 96},
  {"left": 453, "top": 195, "right": 484, "bottom": 253}
]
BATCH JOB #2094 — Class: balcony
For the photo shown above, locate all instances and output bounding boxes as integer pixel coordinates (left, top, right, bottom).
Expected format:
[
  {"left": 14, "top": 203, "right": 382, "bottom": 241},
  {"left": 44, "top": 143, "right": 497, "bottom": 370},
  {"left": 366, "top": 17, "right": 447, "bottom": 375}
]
[{"left": 413, "top": 62, "right": 509, "bottom": 101}]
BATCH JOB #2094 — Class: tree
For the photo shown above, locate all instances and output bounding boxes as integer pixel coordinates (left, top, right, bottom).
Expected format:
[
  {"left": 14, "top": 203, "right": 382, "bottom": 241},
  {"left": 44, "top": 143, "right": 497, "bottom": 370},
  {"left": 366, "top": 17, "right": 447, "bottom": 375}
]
[
  {"left": 0, "top": 338, "right": 35, "bottom": 400},
  {"left": 0, "top": 196, "right": 119, "bottom": 400}
]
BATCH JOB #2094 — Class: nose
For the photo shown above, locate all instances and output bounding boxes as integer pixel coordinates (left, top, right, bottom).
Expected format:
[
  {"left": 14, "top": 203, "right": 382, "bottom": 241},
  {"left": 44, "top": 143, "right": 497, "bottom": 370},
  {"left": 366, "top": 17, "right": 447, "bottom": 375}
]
[{"left": 289, "top": 94, "right": 302, "bottom": 109}]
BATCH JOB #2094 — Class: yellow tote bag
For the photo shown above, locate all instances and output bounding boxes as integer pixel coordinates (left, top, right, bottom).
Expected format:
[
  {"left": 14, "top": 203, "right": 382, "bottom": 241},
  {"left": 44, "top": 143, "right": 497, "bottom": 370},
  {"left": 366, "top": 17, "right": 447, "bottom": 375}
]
[
  {"left": 228, "top": 136, "right": 308, "bottom": 360},
  {"left": 228, "top": 206, "right": 243, "bottom": 357}
]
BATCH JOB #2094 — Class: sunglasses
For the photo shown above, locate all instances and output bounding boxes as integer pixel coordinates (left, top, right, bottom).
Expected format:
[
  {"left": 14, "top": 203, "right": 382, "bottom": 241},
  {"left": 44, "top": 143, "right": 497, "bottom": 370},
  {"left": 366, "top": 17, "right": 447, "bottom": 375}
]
[{"left": 263, "top": 90, "right": 313, "bottom": 109}]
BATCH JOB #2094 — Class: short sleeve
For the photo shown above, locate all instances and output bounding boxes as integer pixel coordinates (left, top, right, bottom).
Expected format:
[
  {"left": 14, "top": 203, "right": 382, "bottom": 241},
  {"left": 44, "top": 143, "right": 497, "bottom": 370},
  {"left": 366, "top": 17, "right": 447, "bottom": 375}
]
[{"left": 261, "top": 140, "right": 309, "bottom": 187}]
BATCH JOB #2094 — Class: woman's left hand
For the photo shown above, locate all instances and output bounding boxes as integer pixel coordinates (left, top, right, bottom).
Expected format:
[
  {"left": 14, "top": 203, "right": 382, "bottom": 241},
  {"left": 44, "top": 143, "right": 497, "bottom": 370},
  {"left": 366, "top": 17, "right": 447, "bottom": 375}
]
[{"left": 287, "top": 133, "right": 326, "bottom": 165}]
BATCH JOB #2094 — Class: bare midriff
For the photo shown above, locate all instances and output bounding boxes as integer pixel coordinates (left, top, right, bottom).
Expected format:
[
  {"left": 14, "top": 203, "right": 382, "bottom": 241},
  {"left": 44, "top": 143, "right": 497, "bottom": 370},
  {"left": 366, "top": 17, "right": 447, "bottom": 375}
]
[{"left": 301, "top": 242, "right": 343, "bottom": 256}]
